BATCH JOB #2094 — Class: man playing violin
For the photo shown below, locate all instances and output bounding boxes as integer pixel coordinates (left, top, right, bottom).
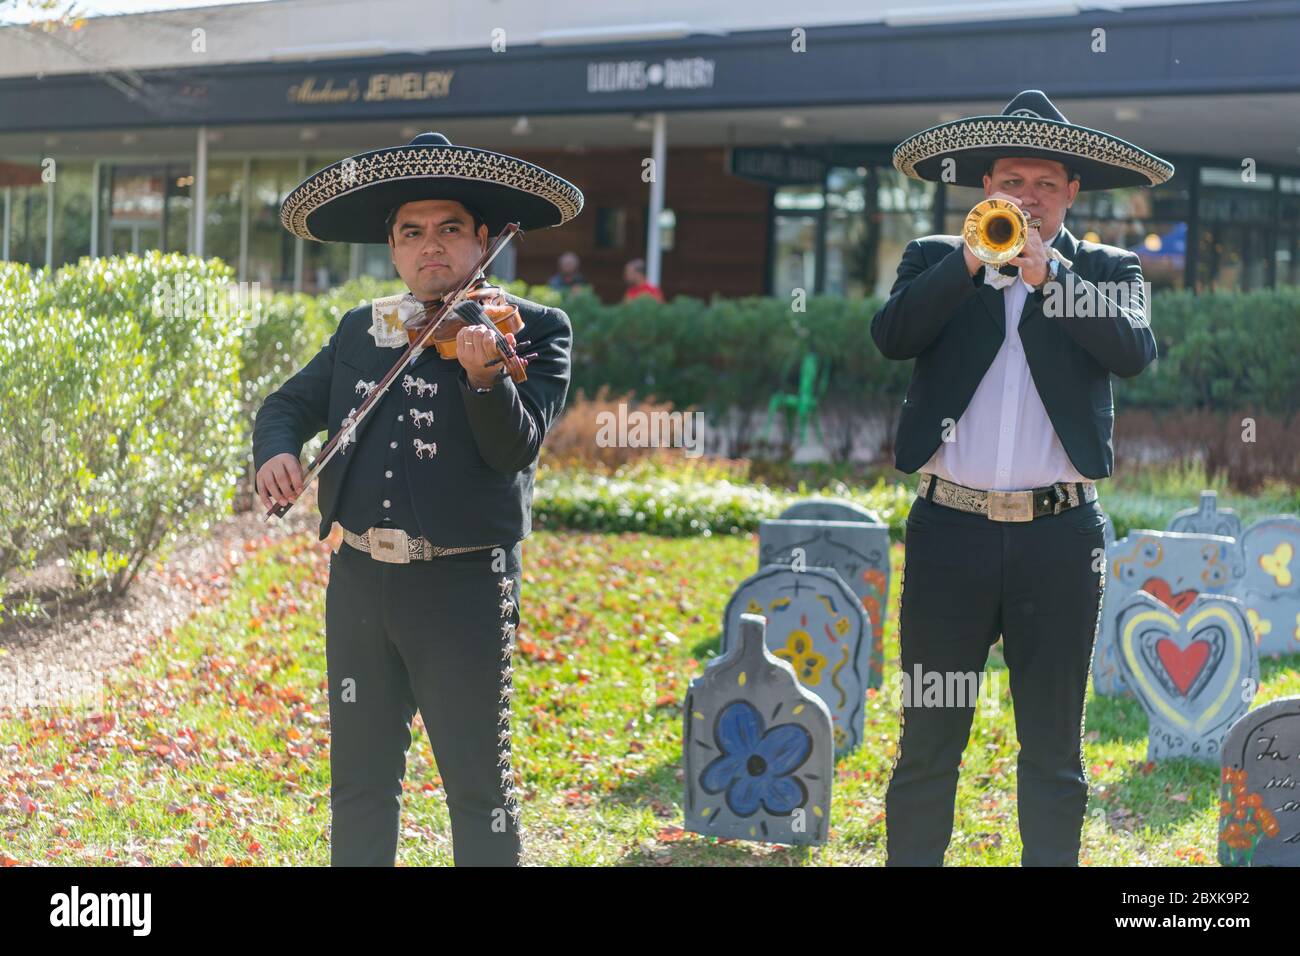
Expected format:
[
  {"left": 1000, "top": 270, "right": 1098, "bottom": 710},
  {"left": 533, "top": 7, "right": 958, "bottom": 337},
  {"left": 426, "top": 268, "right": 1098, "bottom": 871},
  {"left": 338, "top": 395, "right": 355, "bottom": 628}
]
[{"left": 253, "top": 132, "right": 583, "bottom": 866}]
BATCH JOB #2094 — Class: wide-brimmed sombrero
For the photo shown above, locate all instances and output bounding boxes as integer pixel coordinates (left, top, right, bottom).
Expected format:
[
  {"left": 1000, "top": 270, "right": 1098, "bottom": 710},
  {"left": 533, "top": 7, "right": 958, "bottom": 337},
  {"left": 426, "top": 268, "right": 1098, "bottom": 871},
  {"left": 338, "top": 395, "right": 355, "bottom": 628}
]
[
  {"left": 893, "top": 90, "right": 1174, "bottom": 191},
  {"left": 280, "top": 131, "right": 584, "bottom": 242}
]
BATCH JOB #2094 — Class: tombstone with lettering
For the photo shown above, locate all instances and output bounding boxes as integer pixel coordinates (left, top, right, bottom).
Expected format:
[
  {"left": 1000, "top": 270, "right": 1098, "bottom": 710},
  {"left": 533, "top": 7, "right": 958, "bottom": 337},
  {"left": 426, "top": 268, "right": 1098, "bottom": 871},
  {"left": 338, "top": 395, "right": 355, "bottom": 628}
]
[
  {"left": 723, "top": 565, "right": 870, "bottom": 754},
  {"left": 1114, "top": 591, "right": 1258, "bottom": 762},
  {"left": 1091, "top": 530, "right": 1238, "bottom": 697},
  {"left": 759, "top": 516, "right": 889, "bottom": 688},
  {"left": 683, "top": 613, "right": 833, "bottom": 846},
  {"left": 1219, "top": 696, "right": 1300, "bottom": 867}
]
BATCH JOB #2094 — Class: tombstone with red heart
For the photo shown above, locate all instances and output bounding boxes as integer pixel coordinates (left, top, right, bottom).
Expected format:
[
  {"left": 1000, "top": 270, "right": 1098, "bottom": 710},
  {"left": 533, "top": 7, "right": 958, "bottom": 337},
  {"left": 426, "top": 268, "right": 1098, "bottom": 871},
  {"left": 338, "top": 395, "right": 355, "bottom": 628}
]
[
  {"left": 1092, "top": 530, "right": 1238, "bottom": 698},
  {"left": 1114, "top": 591, "right": 1258, "bottom": 762}
]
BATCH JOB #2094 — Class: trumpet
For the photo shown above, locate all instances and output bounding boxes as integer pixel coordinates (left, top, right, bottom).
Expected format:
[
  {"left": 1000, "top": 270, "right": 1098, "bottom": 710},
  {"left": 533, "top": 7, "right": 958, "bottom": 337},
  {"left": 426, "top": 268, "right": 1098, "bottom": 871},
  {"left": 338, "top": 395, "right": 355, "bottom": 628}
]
[{"left": 963, "top": 198, "right": 1043, "bottom": 266}]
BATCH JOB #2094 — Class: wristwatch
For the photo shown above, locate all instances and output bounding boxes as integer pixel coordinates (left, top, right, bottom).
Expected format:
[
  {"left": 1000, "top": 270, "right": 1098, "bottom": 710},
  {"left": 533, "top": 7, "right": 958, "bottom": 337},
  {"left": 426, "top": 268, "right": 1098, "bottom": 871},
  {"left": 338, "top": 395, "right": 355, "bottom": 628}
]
[{"left": 1034, "top": 254, "right": 1062, "bottom": 291}]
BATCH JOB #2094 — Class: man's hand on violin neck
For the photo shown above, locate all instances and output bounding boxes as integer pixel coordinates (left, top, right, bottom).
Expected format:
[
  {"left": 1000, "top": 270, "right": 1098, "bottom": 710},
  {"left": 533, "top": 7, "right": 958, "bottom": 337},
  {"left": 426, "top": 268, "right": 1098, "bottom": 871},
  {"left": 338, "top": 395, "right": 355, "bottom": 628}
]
[
  {"left": 458, "top": 324, "right": 512, "bottom": 389},
  {"left": 256, "top": 453, "right": 304, "bottom": 510}
]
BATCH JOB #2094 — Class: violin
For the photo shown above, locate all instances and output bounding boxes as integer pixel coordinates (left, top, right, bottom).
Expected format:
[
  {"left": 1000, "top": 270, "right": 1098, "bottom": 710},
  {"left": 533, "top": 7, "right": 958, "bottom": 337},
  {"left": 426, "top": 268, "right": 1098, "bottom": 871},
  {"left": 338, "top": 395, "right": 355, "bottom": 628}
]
[{"left": 404, "top": 277, "right": 537, "bottom": 384}]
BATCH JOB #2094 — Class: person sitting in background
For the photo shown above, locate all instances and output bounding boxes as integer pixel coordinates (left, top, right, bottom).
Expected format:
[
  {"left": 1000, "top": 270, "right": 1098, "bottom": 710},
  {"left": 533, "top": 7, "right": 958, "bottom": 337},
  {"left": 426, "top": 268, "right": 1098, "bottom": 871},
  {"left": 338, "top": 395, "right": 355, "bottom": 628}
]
[
  {"left": 622, "top": 257, "right": 664, "bottom": 302},
  {"left": 547, "top": 251, "right": 587, "bottom": 292}
]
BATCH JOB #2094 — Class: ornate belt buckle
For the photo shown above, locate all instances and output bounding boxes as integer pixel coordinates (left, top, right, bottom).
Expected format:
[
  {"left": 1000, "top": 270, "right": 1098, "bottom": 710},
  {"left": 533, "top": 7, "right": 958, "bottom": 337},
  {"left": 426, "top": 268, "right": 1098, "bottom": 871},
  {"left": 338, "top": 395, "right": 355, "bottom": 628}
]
[
  {"left": 985, "top": 490, "right": 1034, "bottom": 522},
  {"left": 368, "top": 527, "right": 410, "bottom": 563}
]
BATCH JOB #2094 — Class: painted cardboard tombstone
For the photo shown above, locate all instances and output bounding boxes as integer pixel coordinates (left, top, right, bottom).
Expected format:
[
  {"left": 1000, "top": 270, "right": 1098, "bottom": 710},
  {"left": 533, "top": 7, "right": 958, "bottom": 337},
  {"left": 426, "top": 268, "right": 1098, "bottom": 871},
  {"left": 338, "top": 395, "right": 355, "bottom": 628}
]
[
  {"left": 1166, "top": 490, "right": 1300, "bottom": 659},
  {"left": 780, "top": 497, "right": 882, "bottom": 525},
  {"left": 1219, "top": 696, "right": 1300, "bottom": 867},
  {"left": 759, "top": 518, "right": 889, "bottom": 688},
  {"left": 1235, "top": 517, "right": 1300, "bottom": 660},
  {"left": 722, "top": 565, "right": 869, "bottom": 754},
  {"left": 1114, "top": 591, "right": 1258, "bottom": 762},
  {"left": 1168, "top": 490, "right": 1245, "bottom": 560},
  {"left": 683, "top": 613, "right": 833, "bottom": 846},
  {"left": 1091, "top": 530, "right": 1238, "bottom": 697}
]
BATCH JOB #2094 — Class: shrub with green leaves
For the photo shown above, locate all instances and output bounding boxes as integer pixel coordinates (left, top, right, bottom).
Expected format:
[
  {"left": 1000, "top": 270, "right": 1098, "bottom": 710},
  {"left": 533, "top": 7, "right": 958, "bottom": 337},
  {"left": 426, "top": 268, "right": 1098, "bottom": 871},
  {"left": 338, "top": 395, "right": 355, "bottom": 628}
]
[
  {"left": 1114, "top": 287, "right": 1300, "bottom": 414},
  {"left": 0, "top": 253, "right": 247, "bottom": 618}
]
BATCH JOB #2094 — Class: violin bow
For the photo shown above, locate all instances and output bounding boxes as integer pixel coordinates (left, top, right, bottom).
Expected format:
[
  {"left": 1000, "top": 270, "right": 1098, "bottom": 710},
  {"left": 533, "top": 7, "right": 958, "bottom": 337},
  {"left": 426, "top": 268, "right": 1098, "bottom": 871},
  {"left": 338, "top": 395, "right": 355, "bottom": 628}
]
[{"left": 263, "top": 222, "right": 522, "bottom": 522}]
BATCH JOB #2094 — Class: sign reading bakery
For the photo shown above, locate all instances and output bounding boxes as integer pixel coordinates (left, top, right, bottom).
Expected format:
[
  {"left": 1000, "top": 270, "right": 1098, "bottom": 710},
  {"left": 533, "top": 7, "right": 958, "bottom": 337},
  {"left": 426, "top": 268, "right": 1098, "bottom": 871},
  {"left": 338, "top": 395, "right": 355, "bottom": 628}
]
[
  {"left": 586, "top": 58, "right": 715, "bottom": 94},
  {"left": 287, "top": 70, "right": 455, "bottom": 105}
]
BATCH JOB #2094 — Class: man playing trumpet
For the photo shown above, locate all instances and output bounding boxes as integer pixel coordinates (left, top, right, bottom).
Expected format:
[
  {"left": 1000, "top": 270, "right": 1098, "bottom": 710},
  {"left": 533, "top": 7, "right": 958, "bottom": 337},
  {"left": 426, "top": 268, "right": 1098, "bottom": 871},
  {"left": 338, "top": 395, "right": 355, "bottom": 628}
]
[{"left": 872, "top": 90, "right": 1173, "bottom": 865}]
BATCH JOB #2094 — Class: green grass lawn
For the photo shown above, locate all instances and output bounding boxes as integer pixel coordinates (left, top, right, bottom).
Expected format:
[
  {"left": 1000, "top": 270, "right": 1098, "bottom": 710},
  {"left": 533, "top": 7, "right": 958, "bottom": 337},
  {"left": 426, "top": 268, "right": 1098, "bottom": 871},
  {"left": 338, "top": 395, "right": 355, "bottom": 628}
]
[{"left": 3, "top": 527, "right": 1298, "bottom": 866}]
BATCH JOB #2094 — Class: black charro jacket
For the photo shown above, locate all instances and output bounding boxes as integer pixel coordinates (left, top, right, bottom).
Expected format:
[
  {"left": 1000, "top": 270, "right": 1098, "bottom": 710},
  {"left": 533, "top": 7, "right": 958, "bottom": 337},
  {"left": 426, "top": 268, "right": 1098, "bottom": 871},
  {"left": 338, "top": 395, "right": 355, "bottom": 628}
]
[
  {"left": 252, "top": 291, "right": 571, "bottom": 546},
  {"left": 870, "top": 225, "right": 1157, "bottom": 480}
]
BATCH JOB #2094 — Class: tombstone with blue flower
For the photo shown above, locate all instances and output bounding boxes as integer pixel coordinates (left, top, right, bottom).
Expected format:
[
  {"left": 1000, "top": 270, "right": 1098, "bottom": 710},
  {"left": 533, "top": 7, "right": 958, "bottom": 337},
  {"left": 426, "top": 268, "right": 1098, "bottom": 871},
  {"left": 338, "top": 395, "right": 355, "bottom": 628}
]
[{"left": 683, "top": 613, "right": 834, "bottom": 845}]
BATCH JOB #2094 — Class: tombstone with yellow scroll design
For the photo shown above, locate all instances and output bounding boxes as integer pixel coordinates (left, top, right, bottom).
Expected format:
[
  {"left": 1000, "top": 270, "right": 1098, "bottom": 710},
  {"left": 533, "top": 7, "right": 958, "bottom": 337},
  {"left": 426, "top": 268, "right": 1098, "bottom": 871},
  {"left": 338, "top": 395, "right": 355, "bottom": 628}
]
[
  {"left": 1166, "top": 491, "right": 1300, "bottom": 660},
  {"left": 721, "top": 565, "right": 870, "bottom": 755}
]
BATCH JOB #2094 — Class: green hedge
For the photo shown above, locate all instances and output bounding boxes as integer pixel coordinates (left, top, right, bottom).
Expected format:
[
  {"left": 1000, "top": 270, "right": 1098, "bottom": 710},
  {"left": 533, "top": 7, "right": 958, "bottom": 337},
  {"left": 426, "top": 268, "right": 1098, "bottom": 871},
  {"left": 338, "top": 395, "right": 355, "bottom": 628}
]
[
  {"left": 260, "top": 276, "right": 1300, "bottom": 436},
  {"left": 531, "top": 459, "right": 1300, "bottom": 542},
  {"left": 532, "top": 461, "right": 916, "bottom": 539},
  {"left": 1111, "top": 287, "right": 1300, "bottom": 413},
  {"left": 560, "top": 291, "right": 912, "bottom": 454},
  {"left": 0, "top": 253, "right": 247, "bottom": 620},
  {"left": 549, "top": 285, "right": 1300, "bottom": 420}
]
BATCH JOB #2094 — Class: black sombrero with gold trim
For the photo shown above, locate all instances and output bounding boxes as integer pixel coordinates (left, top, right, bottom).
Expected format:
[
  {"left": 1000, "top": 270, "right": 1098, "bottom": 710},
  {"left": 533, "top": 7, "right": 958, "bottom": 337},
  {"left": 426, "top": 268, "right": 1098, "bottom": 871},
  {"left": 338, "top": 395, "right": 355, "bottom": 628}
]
[
  {"left": 893, "top": 90, "right": 1174, "bottom": 191},
  {"left": 280, "top": 131, "right": 584, "bottom": 242}
]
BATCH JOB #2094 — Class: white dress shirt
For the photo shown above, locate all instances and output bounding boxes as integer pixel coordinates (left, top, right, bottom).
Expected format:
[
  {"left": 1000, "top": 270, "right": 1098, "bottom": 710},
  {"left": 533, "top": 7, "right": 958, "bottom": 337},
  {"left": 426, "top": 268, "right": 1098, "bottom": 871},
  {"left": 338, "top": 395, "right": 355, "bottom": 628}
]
[{"left": 922, "top": 226, "right": 1091, "bottom": 492}]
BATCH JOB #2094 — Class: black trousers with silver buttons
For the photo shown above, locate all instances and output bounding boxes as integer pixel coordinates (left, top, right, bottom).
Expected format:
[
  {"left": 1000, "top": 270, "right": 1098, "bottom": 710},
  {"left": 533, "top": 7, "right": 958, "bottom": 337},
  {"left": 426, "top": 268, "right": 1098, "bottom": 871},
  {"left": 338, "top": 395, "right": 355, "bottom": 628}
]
[
  {"left": 884, "top": 491, "right": 1106, "bottom": 866},
  {"left": 324, "top": 539, "right": 524, "bottom": 866}
]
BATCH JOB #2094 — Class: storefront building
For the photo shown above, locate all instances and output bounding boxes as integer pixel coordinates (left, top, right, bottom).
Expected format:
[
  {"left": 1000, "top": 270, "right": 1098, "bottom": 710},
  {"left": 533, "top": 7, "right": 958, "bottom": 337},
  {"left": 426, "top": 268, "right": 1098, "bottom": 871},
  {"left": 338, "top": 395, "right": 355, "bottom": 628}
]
[{"left": 1, "top": 0, "right": 1297, "bottom": 301}]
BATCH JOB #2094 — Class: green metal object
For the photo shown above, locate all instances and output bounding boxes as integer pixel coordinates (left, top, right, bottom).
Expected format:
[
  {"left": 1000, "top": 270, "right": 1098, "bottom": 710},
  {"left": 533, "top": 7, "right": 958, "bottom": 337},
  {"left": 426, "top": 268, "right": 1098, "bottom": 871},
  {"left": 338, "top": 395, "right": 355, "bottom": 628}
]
[{"left": 761, "top": 352, "right": 828, "bottom": 448}]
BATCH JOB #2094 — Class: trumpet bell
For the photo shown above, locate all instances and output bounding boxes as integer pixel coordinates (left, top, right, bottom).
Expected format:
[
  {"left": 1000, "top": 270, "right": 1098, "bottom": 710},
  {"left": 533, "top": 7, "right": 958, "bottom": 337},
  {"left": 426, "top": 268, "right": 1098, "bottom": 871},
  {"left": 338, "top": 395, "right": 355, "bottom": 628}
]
[{"left": 963, "top": 198, "right": 1041, "bottom": 266}]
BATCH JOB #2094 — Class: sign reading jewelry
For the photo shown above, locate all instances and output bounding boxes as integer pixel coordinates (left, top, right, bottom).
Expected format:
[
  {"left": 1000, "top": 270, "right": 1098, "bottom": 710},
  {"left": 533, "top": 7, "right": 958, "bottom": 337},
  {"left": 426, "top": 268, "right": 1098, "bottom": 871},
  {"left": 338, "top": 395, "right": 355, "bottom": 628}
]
[{"left": 287, "top": 70, "right": 455, "bottom": 105}]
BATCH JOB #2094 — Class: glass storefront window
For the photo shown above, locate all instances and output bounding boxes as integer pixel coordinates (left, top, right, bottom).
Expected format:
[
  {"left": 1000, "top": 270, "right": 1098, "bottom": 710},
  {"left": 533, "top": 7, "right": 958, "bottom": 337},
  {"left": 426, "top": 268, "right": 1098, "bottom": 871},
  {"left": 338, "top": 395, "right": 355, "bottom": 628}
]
[
  {"left": 6, "top": 180, "right": 49, "bottom": 269},
  {"left": 106, "top": 165, "right": 162, "bottom": 254},
  {"left": 771, "top": 183, "right": 822, "bottom": 299},
  {"left": 774, "top": 185, "right": 825, "bottom": 212},
  {"left": 1277, "top": 175, "right": 1299, "bottom": 288},
  {"left": 359, "top": 243, "right": 395, "bottom": 282},
  {"left": 824, "top": 167, "right": 867, "bottom": 298},
  {"left": 770, "top": 169, "right": 934, "bottom": 300},
  {"left": 164, "top": 168, "right": 193, "bottom": 253},
  {"left": 1196, "top": 164, "right": 1276, "bottom": 291},
  {"left": 1072, "top": 219, "right": 1187, "bottom": 291},
  {"left": 772, "top": 214, "right": 818, "bottom": 299},
  {"left": 51, "top": 164, "right": 92, "bottom": 268},
  {"left": 103, "top": 163, "right": 193, "bottom": 256},
  {"left": 869, "top": 168, "right": 934, "bottom": 298},
  {"left": 204, "top": 159, "right": 244, "bottom": 272},
  {"left": 247, "top": 158, "right": 299, "bottom": 288},
  {"left": 301, "top": 154, "right": 352, "bottom": 294}
]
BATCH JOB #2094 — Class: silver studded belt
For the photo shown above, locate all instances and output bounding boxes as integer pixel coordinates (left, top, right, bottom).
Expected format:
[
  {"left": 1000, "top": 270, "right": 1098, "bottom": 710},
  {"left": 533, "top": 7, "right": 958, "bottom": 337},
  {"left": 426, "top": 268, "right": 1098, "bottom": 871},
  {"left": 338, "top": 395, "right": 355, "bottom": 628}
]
[
  {"left": 917, "top": 472, "right": 1098, "bottom": 523},
  {"left": 342, "top": 526, "right": 497, "bottom": 563}
]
